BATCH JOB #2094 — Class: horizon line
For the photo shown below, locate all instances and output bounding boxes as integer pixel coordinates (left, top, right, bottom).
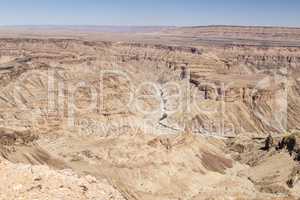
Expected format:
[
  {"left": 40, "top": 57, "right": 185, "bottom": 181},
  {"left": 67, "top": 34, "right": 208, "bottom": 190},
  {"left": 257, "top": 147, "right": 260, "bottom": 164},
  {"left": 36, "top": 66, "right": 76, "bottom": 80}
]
[{"left": 0, "top": 24, "right": 300, "bottom": 29}]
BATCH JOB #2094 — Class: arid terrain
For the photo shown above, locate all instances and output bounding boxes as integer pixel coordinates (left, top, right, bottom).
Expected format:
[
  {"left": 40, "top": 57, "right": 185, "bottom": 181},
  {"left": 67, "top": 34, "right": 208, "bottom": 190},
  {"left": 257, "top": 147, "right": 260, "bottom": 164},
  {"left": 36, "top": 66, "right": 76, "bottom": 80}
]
[{"left": 0, "top": 26, "right": 300, "bottom": 200}]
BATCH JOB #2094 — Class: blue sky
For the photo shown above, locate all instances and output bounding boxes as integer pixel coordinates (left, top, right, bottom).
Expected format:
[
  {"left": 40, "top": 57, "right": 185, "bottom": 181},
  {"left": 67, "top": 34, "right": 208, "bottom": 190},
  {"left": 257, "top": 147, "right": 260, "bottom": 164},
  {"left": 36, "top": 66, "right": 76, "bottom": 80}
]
[{"left": 0, "top": 0, "right": 299, "bottom": 27}]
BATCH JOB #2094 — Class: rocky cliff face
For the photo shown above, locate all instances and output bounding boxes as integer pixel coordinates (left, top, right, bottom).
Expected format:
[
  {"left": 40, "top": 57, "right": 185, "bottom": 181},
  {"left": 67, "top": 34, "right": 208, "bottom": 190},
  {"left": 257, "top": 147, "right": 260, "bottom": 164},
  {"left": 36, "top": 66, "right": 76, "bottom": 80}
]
[{"left": 0, "top": 38, "right": 299, "bottom": 136}]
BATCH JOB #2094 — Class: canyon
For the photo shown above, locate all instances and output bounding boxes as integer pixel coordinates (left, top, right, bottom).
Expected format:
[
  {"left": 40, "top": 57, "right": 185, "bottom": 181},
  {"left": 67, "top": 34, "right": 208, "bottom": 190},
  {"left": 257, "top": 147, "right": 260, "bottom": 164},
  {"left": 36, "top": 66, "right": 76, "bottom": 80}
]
[{"left": 0, "top": 26, "right": 300, "bottom": 200}]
